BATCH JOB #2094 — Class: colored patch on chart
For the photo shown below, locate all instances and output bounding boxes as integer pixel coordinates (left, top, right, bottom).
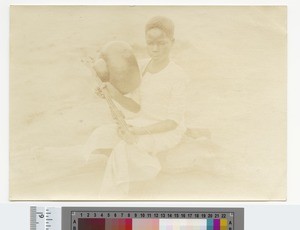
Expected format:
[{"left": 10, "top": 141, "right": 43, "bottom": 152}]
[
  {"left": 133, "top": 218, "right": 159, "bottom": 230},
  {"left": 78, "top": 218, "right": 105, "bottom": 230}
]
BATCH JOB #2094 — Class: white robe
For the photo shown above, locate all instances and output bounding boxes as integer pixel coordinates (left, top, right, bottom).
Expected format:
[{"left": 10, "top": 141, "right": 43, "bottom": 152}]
[{"left": 83, "top": 60, "right": 189, "bottom": 197}]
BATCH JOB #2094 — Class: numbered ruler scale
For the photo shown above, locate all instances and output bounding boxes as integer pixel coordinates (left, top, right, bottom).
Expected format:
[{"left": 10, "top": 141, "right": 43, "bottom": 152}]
[
  {"left": 30, "top": 206, "right": 61, "bottom": 230},
  {"left": 31, "top": 207, "right": 244, "bottom": 230}
]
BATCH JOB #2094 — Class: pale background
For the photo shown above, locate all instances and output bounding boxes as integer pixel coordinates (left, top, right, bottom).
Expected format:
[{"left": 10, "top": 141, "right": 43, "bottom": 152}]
[
  {"left": 1, "top": 0, "right": 300, "bottom": 228},
  {"left": 9, "top": 5, "right": 286, "bottom": 200}
]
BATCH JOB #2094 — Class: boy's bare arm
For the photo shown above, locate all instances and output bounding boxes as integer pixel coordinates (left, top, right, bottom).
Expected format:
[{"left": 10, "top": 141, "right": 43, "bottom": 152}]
[
  {"left": 104, "top": 82, "right": 140, "bottom": 113},
  {"left": 130, "top": 119, "right": 178, "bottom": 135}
]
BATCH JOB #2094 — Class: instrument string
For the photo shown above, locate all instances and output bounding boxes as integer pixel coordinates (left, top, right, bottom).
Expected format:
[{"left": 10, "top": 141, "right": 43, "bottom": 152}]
[{"left": 102, "top": 87, "right": 129, "bottom": 133}]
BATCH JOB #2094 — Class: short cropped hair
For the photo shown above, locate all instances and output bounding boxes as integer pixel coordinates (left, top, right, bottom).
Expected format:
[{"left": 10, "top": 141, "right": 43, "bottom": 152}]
[{"left": 145, "top": 16, "right": 175, "bottom": 39}]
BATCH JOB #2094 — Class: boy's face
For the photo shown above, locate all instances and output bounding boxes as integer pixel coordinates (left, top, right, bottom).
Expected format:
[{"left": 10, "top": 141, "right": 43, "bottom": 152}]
[{"left": 146, "top": 28, "right": 174, "bottom": 62}]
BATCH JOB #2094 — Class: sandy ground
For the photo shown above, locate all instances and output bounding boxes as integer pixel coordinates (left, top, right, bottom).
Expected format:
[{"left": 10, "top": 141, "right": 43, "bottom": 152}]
[{"left": 9, "top": 6, "right": 286, "bottom": 200}]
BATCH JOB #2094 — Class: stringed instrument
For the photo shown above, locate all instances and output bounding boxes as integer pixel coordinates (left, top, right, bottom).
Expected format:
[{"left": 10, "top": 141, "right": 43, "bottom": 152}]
[{"left": 91, "top": 41, "right": 141, "bottom": 134}]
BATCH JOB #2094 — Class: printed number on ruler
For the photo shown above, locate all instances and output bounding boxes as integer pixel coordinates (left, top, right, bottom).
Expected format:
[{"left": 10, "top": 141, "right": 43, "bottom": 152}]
[{"left": 30, "top": 207, "right": 61, "bottom": 230}]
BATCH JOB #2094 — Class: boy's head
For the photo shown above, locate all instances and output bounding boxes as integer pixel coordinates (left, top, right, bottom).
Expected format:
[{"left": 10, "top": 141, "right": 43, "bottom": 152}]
[
  {"left": 145, "top": 16, "right": 174, "bottom": 40},
  {"left": 145, "top": 16, "right": 175, "bottom": 62}
]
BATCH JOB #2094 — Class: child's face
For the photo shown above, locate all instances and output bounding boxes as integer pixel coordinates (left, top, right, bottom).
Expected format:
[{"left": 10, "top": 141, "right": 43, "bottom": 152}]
[{"left": 146, "top": 28, "right": 174, "bottom": 62}]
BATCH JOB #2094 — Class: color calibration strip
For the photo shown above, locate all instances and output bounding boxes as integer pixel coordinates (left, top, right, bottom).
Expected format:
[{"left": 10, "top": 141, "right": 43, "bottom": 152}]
[
  {"left": 71, "top": 211, "right": 234, "bottom": 230},
  {"left": 31, "top": 207, "right": 243, "bottom": 230},
  {"left": 77, "top": 218, "right": 230, "bottom": 230}
]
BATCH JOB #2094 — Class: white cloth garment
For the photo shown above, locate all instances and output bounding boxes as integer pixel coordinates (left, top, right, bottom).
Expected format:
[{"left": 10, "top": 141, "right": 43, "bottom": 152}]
[{"left": 83, "top": 59, "right": 189, "bottom": 196}]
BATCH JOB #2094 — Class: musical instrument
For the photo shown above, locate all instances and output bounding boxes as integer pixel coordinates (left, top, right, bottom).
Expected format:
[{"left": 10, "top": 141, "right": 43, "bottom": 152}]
[
  {"left": 96, "top": 41, "right": 141, "bottom": 95},
  {"left": 91, "top": 41, "right": 141, "bottom": 134}
]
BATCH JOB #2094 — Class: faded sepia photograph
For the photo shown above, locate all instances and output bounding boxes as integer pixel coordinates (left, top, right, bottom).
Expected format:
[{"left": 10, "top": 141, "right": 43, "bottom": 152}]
[{"left": 10, "top": 6, "right": 286, "bottom": 200}]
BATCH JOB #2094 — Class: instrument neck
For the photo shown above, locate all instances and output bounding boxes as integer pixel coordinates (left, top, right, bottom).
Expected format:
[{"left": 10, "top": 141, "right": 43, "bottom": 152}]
[{"left": 102, "top": 88, "right": 129, "bottom": 132}]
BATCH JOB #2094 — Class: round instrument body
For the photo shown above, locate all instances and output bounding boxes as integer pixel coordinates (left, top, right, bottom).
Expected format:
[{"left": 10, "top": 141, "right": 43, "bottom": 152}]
[{"left": 94, "top": 41, "right": 141, "bottom": 95}]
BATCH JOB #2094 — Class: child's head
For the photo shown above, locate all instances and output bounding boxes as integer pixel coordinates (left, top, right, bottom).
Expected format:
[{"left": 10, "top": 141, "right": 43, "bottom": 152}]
[{"left": 145, "top": 16, "right": 175, "bottom": 62}]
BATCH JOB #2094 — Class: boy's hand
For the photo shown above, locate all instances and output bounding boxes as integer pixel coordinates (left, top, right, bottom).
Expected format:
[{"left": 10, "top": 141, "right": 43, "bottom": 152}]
[{"left": 95, "top": 83, "right": 121, "bottom": 99}]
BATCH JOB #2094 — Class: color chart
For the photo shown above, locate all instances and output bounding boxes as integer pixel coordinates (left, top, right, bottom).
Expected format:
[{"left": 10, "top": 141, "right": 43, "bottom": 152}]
[
  {"left": 77, "top": 217, "right": 228, "bottom": 230},
  {"left": 62, "top": 207, "right": 244, "bottom": 230}
]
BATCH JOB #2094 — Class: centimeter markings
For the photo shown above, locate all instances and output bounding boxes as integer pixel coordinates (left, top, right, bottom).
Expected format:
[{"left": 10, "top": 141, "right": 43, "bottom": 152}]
[
  {"left": 30, "top": 207, "right": 61, "bottom": 230},
  {"left": 30, "top": 207, "right": 37, "bottom": 230},
  {"left": 30, "top": 206, "right": 45, "bottom": 230}
]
